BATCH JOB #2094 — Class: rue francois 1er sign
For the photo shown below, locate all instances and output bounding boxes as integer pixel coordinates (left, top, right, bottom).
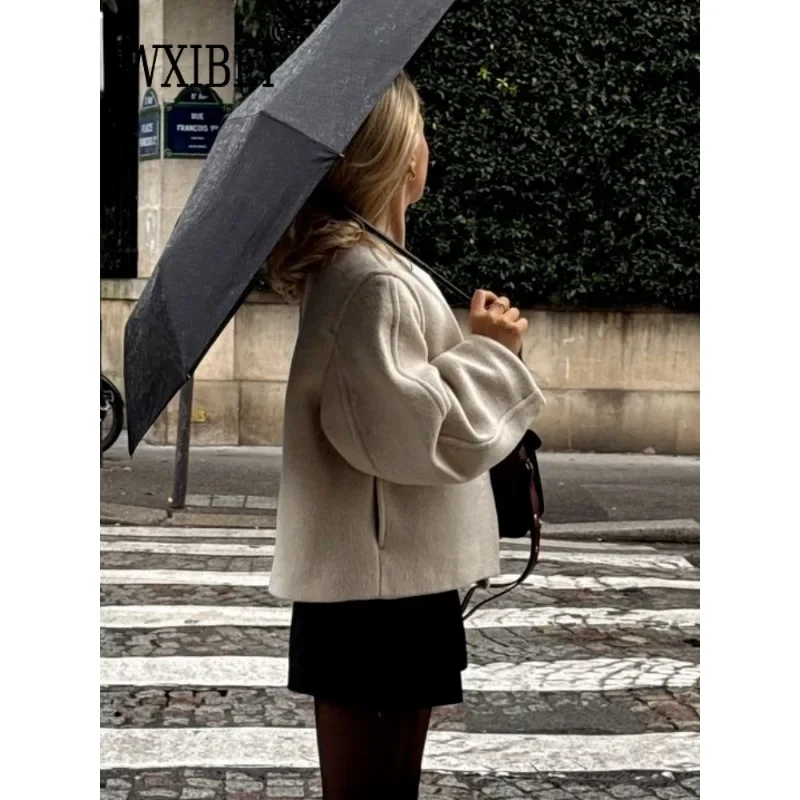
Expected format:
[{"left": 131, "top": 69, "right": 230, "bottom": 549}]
[{"left": 164, "top": 84, "right": 232, "bottom": 159}]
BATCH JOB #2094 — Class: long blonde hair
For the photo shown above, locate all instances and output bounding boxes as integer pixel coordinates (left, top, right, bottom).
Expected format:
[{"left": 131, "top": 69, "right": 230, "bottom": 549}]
[{"left": 266, "top": 71, "right": 423, "bottom": 301}]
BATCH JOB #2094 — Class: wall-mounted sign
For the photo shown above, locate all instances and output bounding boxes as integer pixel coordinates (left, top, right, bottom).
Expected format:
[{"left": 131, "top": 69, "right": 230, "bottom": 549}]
[
  {"left": 138, "top": 88, "right": 161, "bottom": 160},
  {"left": 164, "top": 84, "right": 232, "bottom": 159}
]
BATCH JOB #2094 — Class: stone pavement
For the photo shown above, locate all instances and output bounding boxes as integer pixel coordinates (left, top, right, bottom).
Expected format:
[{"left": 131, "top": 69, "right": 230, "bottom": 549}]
[
  {"left": 100, "top": 524, "right": 700, "bottom": 798},
  {"left": 101, "top": 439, "right": 700, "bottom": 531}
]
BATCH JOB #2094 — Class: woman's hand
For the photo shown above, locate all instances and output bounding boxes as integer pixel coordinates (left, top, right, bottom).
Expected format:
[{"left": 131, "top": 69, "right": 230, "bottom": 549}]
[{"left": 469, "top": 289, "right": 528, "bottom": 355}]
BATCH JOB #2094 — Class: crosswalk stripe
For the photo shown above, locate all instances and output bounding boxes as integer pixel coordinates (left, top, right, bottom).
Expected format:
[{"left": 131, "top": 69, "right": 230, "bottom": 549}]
[
  {"left": 100, "top": 568, "right": 699, "bottom": 591},
  {"left": 503, "top": 574, "right": 699, "bottom": 590},
  {"left": 100, "top": 527, "right": 272, "bottom": 539},
  {"left": 100, "top": 655, "right": 699, "bottom": 692},
  {"left": 100, "top": 604, "right": 699, "bottom": 630},
  {"left": 510, "top": 539, "right": 658, "bottom": 552},
  {"left": 506, "top": 551, "right": 696, "bottom": 570},
  {"left": 100, "top": 727, "right": 699, "bottom": 773},
  {"left": 100, "top": 540, "right": 275, "bottom": 556},
  {"left": 100, "top": 539, "right": 693, "bottom": 570},
  {"left": 469, "top": 607, "right": 699, "bottom": 629},
  {"left": 99, "top": 527, "right": 659, "bottom": 552}
]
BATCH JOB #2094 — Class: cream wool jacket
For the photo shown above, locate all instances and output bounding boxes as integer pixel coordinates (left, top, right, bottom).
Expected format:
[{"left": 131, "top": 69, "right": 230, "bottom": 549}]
[{"left": 268, "top": 243, "right": 547, "bottom": 602}]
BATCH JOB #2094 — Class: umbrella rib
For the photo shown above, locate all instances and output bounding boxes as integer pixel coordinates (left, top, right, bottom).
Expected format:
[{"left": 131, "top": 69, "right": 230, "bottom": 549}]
[{"left": 252, "top": 106, "right": 345, "bottom": 162}]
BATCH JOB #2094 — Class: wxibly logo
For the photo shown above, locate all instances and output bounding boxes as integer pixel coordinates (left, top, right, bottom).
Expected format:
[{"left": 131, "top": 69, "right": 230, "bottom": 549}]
[{"left": 139, "top": 45, "right": 275, "bottom": 88}]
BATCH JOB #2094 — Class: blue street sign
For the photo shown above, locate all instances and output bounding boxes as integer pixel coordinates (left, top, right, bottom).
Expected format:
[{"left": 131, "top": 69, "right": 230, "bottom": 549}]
[
  {"left": 164, "top": 84, "right": 232, "bottom": 159},
  {"left": 138, "top": 89, "right": 161, "bottom": 161}
]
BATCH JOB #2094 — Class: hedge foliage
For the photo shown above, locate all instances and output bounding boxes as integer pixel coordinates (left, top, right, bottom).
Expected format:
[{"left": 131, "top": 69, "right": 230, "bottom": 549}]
[{"left": 236, "top": 0, "right": 699, "bottom": 310}]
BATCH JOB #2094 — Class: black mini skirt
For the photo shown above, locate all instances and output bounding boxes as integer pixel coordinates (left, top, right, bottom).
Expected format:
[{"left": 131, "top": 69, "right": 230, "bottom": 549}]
[{"left": 287, "top": 589, "right": 468, "bottom": 711}]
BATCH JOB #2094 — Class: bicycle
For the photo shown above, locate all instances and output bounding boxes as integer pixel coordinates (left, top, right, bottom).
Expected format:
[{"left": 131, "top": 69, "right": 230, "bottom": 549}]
[{"left": 101, "top": 373, "right": 125, "bottom": 452}]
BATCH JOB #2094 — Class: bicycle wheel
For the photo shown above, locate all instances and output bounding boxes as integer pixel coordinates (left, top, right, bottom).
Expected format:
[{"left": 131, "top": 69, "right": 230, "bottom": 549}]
[{"left": 101, "top": 374, "right": 125, "bottom": 453}]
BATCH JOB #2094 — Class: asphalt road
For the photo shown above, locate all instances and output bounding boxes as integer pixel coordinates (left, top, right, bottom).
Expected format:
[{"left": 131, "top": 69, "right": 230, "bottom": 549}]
[{"left": 101, "top": 440, "right": 699, "bottom": 525}]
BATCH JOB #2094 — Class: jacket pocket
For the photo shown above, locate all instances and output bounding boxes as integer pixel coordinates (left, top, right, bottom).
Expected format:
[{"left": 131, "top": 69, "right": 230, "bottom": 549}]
[{"left": 374, "top": 478, "right": 387, "bottom": 548}]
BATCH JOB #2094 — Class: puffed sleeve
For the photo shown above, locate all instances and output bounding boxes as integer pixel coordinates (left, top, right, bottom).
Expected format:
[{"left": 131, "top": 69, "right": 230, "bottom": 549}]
[{"left": 319, "top": 273, "right": 546, "bottom": 485}]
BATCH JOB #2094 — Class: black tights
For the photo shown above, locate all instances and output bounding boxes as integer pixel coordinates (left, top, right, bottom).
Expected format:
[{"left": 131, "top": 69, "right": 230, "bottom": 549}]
[{"left": 314, "top": 699, "right": 432, "bottom": 800}]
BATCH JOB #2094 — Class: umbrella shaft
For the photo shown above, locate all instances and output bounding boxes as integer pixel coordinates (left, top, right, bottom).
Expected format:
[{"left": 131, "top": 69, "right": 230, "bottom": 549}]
[{"left": 171, "top": 378, "right": 194, "bottom": 509}]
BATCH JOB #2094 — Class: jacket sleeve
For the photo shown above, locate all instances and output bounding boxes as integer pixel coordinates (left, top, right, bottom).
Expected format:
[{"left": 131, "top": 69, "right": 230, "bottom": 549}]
[{"left": 319, "top": 272, "right": 547, "bottom": 485}]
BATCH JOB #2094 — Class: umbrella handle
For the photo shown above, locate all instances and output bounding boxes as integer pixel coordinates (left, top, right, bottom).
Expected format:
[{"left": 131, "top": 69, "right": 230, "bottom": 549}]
[{"left": 339, "top": 204, "right": 473, "bottom": 304}]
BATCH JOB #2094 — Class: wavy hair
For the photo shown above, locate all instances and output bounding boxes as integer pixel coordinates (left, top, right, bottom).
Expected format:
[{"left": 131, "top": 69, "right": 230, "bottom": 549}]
[{"left": 266, "top": 71, "right": 423, "bottom": 301}]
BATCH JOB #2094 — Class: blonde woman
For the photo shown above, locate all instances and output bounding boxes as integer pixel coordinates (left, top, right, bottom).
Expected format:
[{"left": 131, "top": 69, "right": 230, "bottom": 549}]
[{"left": 267, "top": 71, "right": 546, "bottom": 799}]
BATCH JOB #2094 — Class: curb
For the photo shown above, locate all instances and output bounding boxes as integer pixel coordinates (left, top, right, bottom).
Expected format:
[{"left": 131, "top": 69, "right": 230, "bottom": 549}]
[
  {"left": 100, "top": 503, "right": 168, "bottom": 526},
  {"left": 541, "top": 519, "right": 699, "bottom": 543},
  {"left": 101, "top": 503, "right": 698, "bottom": 543},
  {"left": 167, "top": 509, "right": 277, "bottom": 528},
  {"left": 100, "top": 502, "right": 276, "bottom": 529}
]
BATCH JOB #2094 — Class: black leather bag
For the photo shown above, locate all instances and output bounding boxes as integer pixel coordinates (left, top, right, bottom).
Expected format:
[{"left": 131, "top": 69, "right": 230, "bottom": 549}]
[
  {"left": 492, "top": 427, "right": 545, "bottom": 540},
  {"left": 339, "top": 205, "right": 545, "bottom": 618}
]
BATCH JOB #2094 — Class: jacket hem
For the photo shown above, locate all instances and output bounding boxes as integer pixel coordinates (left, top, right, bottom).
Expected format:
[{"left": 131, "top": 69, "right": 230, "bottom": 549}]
[{"left": 268, "top": 568, "right": 501, "bottom": 604}]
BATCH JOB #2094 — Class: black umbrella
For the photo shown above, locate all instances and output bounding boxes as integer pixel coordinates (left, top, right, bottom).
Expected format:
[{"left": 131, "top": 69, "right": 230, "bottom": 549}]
[{"left": 124, "top": 0, "right": 459, "bottom": 455}]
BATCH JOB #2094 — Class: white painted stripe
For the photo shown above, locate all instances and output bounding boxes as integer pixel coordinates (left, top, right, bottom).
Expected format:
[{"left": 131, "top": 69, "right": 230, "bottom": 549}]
[
  {"left": 100, "top": 568, "right": 699, "bottom": 592},
  {"left": 507, "top": 539, "right": 657, "bottom": 552},
  {"left": 494, "top": 575, "right": 700, "bottom": 591},
  {"left": 502, "top": 550, "right": 696, "bottom": 571},
  {"left": 100, "top": 527, "right": 658, "bottom": 552},
  {"left": 101, "top": 527, "right": 274, "bottom": 540},
  {"left": 100, "top": 655, "right": 288, "bottom": 687},
  {"left": 465, "top": 657, "right": 699, "bottom": 692},
  {"left": 468, "top": 607, "right": 699, "bottom": 629},
  {"left": 100, "top": 727, "right": 699, "bottom": 773},
  {"left": 99, "top": 569, "right": 268, "bottom": 586},
  {"left": 100, "top": 655, "right": 699, "bottom": 692},
  {"left": 100, "top": 605, "right": 699, "bottom": 630},
  {"left": 100, "top": 605, "right": 288, "bottom": 628},
  {"left": 100, "top": 541, "right": 275, "bottom": 557},
  {"left": 100, "top": 539, "right": 691, "bottom": 570}
]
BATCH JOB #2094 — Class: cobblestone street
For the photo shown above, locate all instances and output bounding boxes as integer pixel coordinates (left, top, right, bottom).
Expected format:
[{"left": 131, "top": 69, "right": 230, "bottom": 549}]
[{"left": 100, "top": 526, "right": 700, "bottom": 798}]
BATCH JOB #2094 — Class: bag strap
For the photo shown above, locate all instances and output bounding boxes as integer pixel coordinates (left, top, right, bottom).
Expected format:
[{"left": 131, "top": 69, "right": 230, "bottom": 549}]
[
  {"left": 460, "top": 527, "right": 541, "bottom": 621},
  {"left": 461, "top": 441, "right": 544, "bottom": 621}
]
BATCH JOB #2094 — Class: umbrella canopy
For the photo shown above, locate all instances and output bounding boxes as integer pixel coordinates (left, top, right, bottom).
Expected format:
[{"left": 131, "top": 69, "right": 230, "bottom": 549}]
[{"left": 124, "top": 0, "right": 458, "bottom": 454}]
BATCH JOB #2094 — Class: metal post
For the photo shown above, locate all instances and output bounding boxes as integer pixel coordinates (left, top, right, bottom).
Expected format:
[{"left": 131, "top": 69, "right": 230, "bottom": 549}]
[
  {"left": 100, "top": 316, "right": 104, "bottom": 468},
  {"left": 169, "top": 377, "right": 194, "bottom": 511}
]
